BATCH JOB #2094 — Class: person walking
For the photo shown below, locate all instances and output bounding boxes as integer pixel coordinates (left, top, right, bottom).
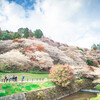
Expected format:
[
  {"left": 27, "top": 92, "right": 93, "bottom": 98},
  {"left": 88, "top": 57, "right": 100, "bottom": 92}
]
[
  {"left": 10, "top": 75, "right": 13, "bottom": 81},
  {"left": 4, "top": 75, "right": 7, "bottom": 82},
  {"left": 6, "top": 75, "right": 9, "bottom": 82},
  {"left": 22, "top": 76, "right": 25, "bottom": 82},
  {"left": 15, "top": 76, "right": 18, "bottom": 82},
  {"left": 13, "top": 75, "right": 15, "bottom": 82}
]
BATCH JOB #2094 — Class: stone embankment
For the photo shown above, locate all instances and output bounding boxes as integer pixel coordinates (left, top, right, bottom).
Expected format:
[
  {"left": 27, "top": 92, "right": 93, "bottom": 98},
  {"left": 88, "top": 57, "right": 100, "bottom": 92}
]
[{"left": 0, "top": 80, "right": 91, "bottom": 100}]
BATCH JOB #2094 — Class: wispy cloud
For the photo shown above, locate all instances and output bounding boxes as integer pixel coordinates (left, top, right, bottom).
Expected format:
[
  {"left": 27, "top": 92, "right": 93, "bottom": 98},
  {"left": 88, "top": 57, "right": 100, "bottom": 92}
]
[{"left": 0, "top": 0, "right": 100, "bottom": 48}]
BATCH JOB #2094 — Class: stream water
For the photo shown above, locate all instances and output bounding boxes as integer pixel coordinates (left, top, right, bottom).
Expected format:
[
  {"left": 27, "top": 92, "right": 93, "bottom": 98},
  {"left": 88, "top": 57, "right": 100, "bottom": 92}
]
[{"left": 60, "top": 92, "right": 97, "bottom": 100}]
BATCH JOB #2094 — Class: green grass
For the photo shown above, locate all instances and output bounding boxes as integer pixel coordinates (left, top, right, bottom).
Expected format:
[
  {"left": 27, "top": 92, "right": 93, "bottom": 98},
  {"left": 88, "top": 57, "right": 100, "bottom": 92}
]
[
  {"left": 90, "top": 94, "right": 100, "bottom": 100},
  {"left": 0, "top": 72, "right": 49, "bottom": 81},
  {"left": 90, "top": 85, "right": 100, "bottom": 100},
  {"left": 0, "top": 81, "right": 56, "bottom": 97},
  {"left": 95, "top": 84, "right": 100, "bottom": 90}
]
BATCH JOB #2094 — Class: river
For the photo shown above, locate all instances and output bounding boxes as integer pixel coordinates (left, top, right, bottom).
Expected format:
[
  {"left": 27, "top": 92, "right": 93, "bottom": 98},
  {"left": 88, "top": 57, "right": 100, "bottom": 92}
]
[{"left": 60, "top": 92, "right": 97, "bottom": 100}]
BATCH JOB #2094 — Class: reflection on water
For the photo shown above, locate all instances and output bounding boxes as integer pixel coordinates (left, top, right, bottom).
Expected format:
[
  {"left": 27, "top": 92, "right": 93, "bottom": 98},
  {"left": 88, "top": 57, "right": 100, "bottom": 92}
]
[{"left": 60, "top": 92, "right": 97, "bottom": 100}]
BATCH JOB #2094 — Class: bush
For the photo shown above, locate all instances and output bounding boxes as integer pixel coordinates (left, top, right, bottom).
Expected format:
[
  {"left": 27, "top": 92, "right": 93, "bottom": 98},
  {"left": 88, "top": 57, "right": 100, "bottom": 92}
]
[
  {"left": 79, "top": 48, "right": 83, "bottom": 51},
  {"left": 95, "top": 85, "right": 100, "bottom": 90},
  {"left": 33, "top": 29, "right": 43, "bottom": 38},
  {"left": 86, "top": 59, "right": 99, "bottom": 67},
  {"left": 86, "top": 59, "right": 93, "bottom": 66},
  {"left": 49, "top": 65, "right": 75, "bottom": 87}
]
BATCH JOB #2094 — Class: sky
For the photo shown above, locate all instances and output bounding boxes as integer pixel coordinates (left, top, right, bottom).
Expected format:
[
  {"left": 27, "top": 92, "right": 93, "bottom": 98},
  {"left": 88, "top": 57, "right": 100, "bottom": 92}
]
[{"left": 0, "top": 0, "right": 100, "bottom": 48}]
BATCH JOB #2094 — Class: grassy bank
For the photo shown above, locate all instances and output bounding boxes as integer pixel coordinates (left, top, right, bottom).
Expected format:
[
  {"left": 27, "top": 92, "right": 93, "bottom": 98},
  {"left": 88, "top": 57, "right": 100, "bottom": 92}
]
[
  {"left": 0, "top": 72, "right": 49, "bottom": 81},
  {"left": 90, "top": 84, "right": 100, "bottom": 100},
  {"left": 0, "top": 81, "right": 56, "bottom": 97},
  {"left": 90, "top": 94, "right": 100, "bottom": 100}
]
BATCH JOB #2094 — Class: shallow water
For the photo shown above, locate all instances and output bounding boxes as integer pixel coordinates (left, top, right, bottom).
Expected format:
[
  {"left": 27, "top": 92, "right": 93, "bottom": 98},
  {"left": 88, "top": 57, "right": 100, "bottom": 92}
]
[{"left": 60, "top": 92, "right": 97, "bottom": 100}]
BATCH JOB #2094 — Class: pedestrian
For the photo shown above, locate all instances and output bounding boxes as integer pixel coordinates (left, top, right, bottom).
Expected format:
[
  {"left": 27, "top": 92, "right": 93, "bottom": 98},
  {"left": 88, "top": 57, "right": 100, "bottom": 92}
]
[
  {"left": 4, "top": 75, "right": 7, "bottom": 82},
  {"left": 15, "top": 76, "right": 18, "bottom": 82},
  {"left": 22, "top": 76, "right": 25, "bottom": 82},
  {"left": 13, "top": 75, "right": 15, "bottom": 82},
  {"left": 6, "top": 75, "right": 9, "bottom": 82},
  {"left": 10, "top": 75, "right": 13, "bottom": 81}
]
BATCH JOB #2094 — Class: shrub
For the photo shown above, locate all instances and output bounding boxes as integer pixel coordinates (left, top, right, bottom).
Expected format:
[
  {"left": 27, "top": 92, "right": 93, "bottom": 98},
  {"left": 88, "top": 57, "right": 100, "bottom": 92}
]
[
  {"left": 76, "top": 79, "right": 84, "bottom": 86},
  {"left": 49, "top": 65, "right": 75, "bottom": 87},
  {"left": 86, "top": 59, "right": 93, "bottom": 66},
  {"left": 37, "top": 45, "right": 44, "bottom": 51},
  {"left": 86, "top": 59, "right": 99, "bottom": 67},
  {"left": 93, "top": 60, "right": 99, "bottom": 67},
  {"left": 37, "top": 91, "right": 45, "bottom": 100},
  {"left": 12, "top": 38, "right": 19, "bottom": 43},
  {"left": 95, "top": 85, "right": 100, "bottom": 90},
  {"left": 87, "top": 66, "right": 95, "bottom": 71},
  {"left": 25, "top": 44, "right": 44, "bottom": 53},
  {"left": 25, "top": 44, "right": 38, "bottom": 53},
  {"left": 79, "top": 48, "right": 83, "bottom": 51}
]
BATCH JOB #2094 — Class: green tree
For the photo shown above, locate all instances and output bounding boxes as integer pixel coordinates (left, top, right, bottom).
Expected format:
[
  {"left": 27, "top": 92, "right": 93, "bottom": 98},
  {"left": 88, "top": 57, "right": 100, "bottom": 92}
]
[
  {"left": 33, "top": 29, "right": 43, "bottom": 38},
  {"left": 18, "top": 28, "right": 24, "bottom": 34},
  {"left": 18, "top": 28, "right": 29, "bottom": 38},
  {"left": 91, "top": 44, "right": 97, "bottom": 50},
  {"left": 5, "top": 30, "right": 9, "bottom": 33},
  {"left": 97, "top": 44, "right": 100, "bottom": 50},
  {"left": 13, "top": 32, "right": 21, "bottom": 39},
  {"left": 23, "top": 28, "right": 29, "bottom": 38},
  {"left": 0, "top": 28, "right": 2, "bottom": 37},
  {"left": 0, "top": 32, "right": 13, "bottom": 40}
]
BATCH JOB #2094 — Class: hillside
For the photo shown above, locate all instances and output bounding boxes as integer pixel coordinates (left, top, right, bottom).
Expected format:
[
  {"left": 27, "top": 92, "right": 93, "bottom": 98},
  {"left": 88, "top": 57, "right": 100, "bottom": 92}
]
[{"left": 0, "top": 36, "right": 100, "bottom": 81}]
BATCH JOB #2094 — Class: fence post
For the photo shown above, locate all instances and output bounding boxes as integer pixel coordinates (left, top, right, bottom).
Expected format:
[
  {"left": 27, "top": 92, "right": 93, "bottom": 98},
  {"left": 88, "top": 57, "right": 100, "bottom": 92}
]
[{"left": 27, "top": 78, "right": 28, "bottom": 82}]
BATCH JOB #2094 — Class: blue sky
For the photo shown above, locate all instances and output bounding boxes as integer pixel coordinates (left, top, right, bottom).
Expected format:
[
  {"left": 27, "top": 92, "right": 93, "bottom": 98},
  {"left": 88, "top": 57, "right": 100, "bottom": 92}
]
[
  {"left": 0, "top": 0, "right": 100, "bottom": 48},
  {"left": 8, "top": 0, "right": 36, "bottom": 10}
]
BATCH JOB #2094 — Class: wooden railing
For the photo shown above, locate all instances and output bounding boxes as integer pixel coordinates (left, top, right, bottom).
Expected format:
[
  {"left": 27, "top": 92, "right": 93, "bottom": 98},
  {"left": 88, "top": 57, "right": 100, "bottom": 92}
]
[{"left": 1, "top": 78, "right": 50, "bottom": 83}]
